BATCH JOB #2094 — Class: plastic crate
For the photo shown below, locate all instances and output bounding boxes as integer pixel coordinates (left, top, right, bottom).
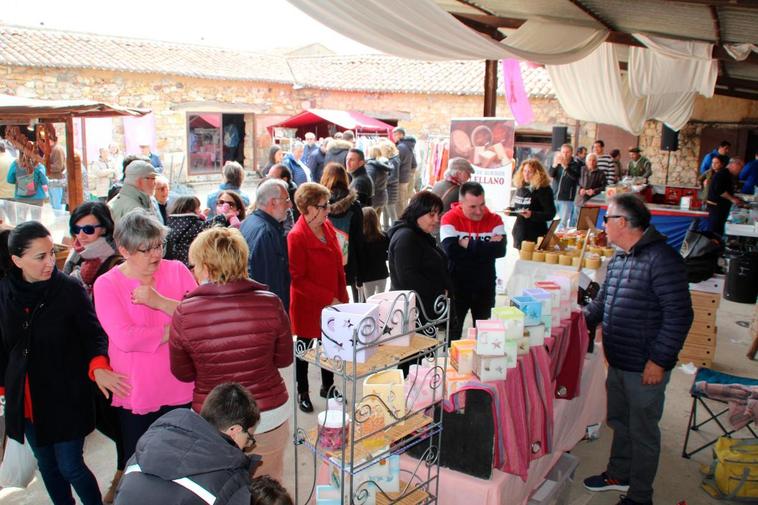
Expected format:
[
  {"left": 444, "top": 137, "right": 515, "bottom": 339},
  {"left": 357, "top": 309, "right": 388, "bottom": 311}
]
[{"left": 527, "top": 453, "right": 580, "bottom": 505}]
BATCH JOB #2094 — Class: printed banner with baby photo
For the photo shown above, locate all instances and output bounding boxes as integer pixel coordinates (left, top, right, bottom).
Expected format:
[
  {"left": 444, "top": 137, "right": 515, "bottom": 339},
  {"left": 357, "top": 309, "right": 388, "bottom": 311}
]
[{"left": 449, "top": 118, "right": 515, "bottom": 211}]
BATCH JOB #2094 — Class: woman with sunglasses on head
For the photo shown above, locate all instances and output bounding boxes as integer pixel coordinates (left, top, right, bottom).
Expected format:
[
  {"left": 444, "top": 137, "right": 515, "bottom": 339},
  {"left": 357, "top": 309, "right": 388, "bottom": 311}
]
[
  {"left": 287, "top": 182, "right": 349, "bottom": 413},
  {"left": 0, "top": 221, "right": 127, "bottom": 505},
  {"left": 93, "top": 209, "right": 197, "bottom": 467},
  {"left": 169, "top": 227, "right": 292, "bottom": 482}
]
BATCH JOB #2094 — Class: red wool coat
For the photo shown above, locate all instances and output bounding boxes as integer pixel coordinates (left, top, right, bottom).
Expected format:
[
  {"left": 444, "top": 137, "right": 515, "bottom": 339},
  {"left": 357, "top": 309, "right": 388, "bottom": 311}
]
[
  {"left": 169, "top": 278, "right": 292, "bottom": 412},
  {"left": 288, "top": 216, "right": 349, "bottom": 339}
]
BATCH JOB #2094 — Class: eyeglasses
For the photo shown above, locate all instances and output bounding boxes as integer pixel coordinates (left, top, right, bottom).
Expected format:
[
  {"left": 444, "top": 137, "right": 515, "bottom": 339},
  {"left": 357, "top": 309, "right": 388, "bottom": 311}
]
[
  {"left": 603, "top": 215, "right": 626, "bottom": 224},
  {"left": 136, "top": 240, "right": 166, "bottom": 254},
  {"left": 71, "top": 224, "right": 103, "bottom": 235},
  {"left": 273, "top": 197, "right": 291, "bottom": 203}
]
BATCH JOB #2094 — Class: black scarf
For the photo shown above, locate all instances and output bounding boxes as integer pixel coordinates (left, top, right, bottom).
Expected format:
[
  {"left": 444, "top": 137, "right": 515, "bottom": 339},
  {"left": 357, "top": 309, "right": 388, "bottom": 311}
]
[{"left": 7, "top": 267, "right": 55, "bottom": 311}]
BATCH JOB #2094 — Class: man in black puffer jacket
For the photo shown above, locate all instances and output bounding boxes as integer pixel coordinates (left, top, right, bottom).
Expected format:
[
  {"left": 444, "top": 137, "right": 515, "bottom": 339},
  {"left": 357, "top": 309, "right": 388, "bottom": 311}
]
[{"left": 582, "top": 194, "right": 693, "bottom": 505}]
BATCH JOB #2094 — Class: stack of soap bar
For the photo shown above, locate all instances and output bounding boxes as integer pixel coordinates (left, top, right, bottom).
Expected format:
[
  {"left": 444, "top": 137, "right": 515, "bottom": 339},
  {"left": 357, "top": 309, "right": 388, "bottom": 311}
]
[
  {"left": 473, "top": 352, "right": 512, "bottom": 382},
  {"left": 545, "top": 276, "right": 571, "bottom": 320},
  {"left": 524, "top": 323, "right": 546, "bottom": 346}
]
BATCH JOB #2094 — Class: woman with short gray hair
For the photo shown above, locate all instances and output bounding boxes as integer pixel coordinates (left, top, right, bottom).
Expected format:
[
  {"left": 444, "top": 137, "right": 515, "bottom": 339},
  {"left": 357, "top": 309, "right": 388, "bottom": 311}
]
[{"left": 93, "top": 209, "right": 197, "bottom": 467}]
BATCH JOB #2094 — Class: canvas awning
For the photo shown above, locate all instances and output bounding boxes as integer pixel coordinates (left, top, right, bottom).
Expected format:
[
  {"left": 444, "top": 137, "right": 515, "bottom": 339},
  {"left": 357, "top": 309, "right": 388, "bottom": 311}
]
[
  {"left": 0, "top": 94, "right": 149, "bottom": 121},
  {"left": 267, "top": 109, "right": 394, "bottom": 138}
]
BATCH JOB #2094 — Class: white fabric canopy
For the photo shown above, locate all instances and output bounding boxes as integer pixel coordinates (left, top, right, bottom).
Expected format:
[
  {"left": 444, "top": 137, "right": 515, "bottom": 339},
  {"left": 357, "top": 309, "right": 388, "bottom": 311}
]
[
  {"left": 547, "top": 44, "right": 697, "bottom": 135},
  {"left": 630, "top": 34, "right": 717, "bottom": 98},
  {"left": 287, "top": 0, "right": 607, "bottom": 64}
]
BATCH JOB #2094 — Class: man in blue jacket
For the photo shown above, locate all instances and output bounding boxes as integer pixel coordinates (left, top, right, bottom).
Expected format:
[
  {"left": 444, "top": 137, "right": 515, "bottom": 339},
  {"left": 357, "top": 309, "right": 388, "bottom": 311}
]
[
  {"left": 699, "top": 140, "right": 731, "bottom": 174},
  {"left": 239, "top": 179, "right": 292, "bottom": 311},
  {"left": 582, "top": 194, "right": 693, "bottom": 505}
]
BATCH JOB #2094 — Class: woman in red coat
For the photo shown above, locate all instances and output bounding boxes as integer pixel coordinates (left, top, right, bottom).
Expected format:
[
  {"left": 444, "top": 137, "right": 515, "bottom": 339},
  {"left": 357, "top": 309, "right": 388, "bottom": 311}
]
[
  {"left": 288, "top": 182, "right": 349, "bottom": 413},
  {"left": 169, "top": 227, "right": 292, "bottom": 481}
]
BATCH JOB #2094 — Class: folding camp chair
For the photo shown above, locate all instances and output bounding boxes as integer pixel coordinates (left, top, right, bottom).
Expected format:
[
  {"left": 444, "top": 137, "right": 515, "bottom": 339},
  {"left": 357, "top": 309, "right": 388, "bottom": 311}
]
[{"left": 682, "top": 367, "right": 758, "bottom": 459}]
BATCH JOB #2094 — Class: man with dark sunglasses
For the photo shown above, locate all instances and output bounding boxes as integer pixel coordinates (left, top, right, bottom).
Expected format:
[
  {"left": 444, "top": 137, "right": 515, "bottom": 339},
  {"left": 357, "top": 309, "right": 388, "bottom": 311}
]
[
  {"left": 583, "top": 194, "right": 693, "bottom": 505},
  {"left": 115, "top": 383, "right": 261, "bottom": 505}
]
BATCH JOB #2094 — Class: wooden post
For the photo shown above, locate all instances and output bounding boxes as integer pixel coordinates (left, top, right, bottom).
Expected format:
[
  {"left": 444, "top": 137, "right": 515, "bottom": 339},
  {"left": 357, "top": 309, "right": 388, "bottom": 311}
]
[
  {"left": 65, "top": 115, "right": 83, "bottom": 209},
  {"left": 80, "top": 118, "right": 89, "bottom": 176},
  {"left": 483, "top": 60, "right": 498, "bottom": 117}
]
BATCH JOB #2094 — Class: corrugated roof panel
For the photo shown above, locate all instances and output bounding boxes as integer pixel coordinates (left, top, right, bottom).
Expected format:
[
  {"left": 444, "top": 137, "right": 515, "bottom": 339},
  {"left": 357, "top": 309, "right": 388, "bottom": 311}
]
[{"left": 719, "top": 7, "right": 758, "bottom": 45}]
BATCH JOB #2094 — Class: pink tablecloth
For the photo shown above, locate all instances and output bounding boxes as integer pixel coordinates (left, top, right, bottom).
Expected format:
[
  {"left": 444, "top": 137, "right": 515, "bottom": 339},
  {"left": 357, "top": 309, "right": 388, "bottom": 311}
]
[{"left": 400, "top": 346, "right": 607, "bottom": 505}]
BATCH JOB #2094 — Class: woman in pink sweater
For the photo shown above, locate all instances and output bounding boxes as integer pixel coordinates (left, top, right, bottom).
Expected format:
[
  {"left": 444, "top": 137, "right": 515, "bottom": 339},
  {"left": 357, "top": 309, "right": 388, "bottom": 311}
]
[{"left": 93, "top": 209, "right": 197, "bottom": 464}]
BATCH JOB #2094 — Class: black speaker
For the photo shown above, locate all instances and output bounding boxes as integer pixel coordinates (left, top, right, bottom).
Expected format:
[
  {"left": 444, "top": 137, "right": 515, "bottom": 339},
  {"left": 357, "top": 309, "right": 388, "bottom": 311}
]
[
  {"left": 661, "top": 125, "right": 679, "bottom": 151},
  {"left": 552, "top": 126, "right": 569, "bottom": 151}
]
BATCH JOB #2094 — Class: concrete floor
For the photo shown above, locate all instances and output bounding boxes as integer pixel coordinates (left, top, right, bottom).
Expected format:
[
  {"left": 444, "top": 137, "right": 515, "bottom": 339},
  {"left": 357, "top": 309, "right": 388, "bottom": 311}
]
[{"left": 0, "top": 189, "right": 755, "bottom": 504}]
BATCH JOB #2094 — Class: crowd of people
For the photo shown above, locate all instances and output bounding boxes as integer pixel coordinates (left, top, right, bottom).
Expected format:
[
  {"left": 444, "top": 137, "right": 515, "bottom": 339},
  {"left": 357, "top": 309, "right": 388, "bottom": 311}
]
[{"left": 0, "top": 124, "right": 748, "bottom": 505}]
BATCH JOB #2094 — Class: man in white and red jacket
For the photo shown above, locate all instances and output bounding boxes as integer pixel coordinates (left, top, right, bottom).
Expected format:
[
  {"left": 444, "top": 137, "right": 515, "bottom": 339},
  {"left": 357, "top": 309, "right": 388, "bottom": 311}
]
[{"left": 440, "top": 182, "right": 506, "bottom": 340}]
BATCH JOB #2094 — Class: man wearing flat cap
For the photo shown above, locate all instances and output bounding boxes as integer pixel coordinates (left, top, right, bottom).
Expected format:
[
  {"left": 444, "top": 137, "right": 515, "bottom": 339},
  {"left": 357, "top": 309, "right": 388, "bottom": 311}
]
[
  {"left": 627, "top": 147, "right": 652, "bottom": 181},
  {"left": 109, "top": 160, "right": 159, "bottom": 222}
]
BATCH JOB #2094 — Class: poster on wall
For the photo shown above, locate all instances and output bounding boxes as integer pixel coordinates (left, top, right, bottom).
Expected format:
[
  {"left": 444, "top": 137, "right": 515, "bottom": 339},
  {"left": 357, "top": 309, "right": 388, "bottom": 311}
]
[{"left": 449, "top": 118, "right": 515, "bottom": 211}]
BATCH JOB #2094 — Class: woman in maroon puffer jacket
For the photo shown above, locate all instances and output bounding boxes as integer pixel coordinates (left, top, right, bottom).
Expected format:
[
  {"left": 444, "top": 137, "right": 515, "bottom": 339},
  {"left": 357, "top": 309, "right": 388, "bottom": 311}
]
[{"left": 169, "top": 227, "right": 292, "bottom": 482}]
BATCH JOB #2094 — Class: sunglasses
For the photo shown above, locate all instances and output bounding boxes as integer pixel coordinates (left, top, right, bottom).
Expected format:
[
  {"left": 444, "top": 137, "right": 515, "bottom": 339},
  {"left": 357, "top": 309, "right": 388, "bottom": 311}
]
[
  {"left": 603, "top": 214, "right": 626, "bottom": 224},
  {"left": 71, "top": 224, "right": 104, "bottom": 235},
  {"left": 217, "top": 200, "right": 237, "bottom": 207}
]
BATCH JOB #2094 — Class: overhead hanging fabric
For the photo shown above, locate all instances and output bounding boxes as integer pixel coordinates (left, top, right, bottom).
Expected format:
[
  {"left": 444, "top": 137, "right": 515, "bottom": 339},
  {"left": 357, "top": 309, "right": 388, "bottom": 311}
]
[
  {"left": 287, "top": 0, "right": 607, "bottom": 64},
  {"left": 629, "top": 34, "right": 717, "bottom": 98},
  {"left": 502, "top": 59, "right": 534, "bottom": 126},
  {"left": 548, "top": 43, "right": 703, "bottom": 135}
]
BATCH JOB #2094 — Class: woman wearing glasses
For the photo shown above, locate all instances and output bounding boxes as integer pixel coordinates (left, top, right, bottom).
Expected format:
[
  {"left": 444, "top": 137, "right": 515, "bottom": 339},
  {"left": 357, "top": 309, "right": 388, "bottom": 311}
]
[
  {"left": 287, "top": 183, "right": 349, "bottom": 413},
  {"left": 93, "top": 209, "right": 197, "bottom": 466},
  {"left": 0, "top": 221, "right": 126, "bottom": 505},
  {"left": 169, "top": 227, "right": 292, "bottom": 482}
]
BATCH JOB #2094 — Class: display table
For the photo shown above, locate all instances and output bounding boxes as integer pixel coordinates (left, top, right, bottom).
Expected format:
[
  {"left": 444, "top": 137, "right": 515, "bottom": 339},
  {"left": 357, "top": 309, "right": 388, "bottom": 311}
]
[
  {"left": 584, "top": 202, "right": 707, "bottom": 250},
  {"left": 506, "top": 259, "right": 608, "bottom": 299},
  {"left": 400, "top": 347, "right": 607, "bottom": 505},
  {"left": 725, "top": 222, "right": 758, "bottom": 238}
]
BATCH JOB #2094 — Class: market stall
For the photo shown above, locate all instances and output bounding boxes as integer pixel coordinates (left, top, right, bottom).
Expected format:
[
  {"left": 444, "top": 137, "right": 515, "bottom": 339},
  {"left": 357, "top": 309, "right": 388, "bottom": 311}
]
[
  {"left": 0, "top": 94, "right": 149, "bottom": 209},
  {"left": 582, "top": 198, "right": 708, "bottom": 250},
  {"left": 266, "top": 109, "right": 394, "bottom": 140}
]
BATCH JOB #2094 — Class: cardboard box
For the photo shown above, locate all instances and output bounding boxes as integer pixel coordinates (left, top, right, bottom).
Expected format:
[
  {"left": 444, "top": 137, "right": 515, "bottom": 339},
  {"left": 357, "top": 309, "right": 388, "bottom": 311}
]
[
  {"left": 466, "top": 327, "right": 477, "bottom": 340},
  {"left": 451, "top": 339, "right": 475, "bottom": 374},
  {"left": 550, "top": 271, "right": 579, "bottom": 310},
  {"left": 473, "top": 352, "right": 511, "bottom": 382},
  {"left": 491, "top": 306, "right": 525, "bottom": 340},
  {"left": 321, "top": 303, "right": 381, "bottom": 363},
  {"left": 474, "top": 319, "right": 507, "bottom": 356},
  {"left": 523, "top": 288, "right": 553, "bottom": 331},
  {"left": 363, "top": 369, "right": 405, "bottom": 423},
  {"left": 366, "top": 290, "right": 417, "bottom": 347},
  {"left": 545, "top": 277, "right": 571, "bottom": 320},
  {"left": 511, "top": 295, "right": 543, "bottom": 326},
  {"left": 516, "top": 337, "right": 530, "bottom": 355},
  {"left": 525, "top": 323, "right": 546, "bottom": 346}
]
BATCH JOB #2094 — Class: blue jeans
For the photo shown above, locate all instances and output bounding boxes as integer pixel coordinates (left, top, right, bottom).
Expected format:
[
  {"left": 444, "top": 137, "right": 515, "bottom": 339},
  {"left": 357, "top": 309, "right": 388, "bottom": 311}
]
[
  {"left": 24, "top": 422, "right": 102, "bottom": 505},
  {"left": 48, "top": 185, "right": 65, "bottom": 210},
  {"left": 556, "top": 200, "right": 575, "bottom": 229}
]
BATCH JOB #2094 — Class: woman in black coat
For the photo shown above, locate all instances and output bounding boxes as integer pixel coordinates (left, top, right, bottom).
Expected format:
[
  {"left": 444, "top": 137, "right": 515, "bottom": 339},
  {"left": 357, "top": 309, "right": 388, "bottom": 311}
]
[
  {"left": 0, "top": 222, "right": 126, "bottom": 505},
  {"left": 387, "top": 191, "right": 452, "bottom": 329},
  {"left": 509, "top": 159, "right": 557, "bottom": 249}
]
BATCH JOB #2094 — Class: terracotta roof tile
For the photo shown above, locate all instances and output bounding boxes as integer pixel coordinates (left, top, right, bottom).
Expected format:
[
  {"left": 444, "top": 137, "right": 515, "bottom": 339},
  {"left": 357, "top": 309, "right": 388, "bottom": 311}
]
[{"left": 0, "top": 24, "right": 554, "bottom": 98}]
